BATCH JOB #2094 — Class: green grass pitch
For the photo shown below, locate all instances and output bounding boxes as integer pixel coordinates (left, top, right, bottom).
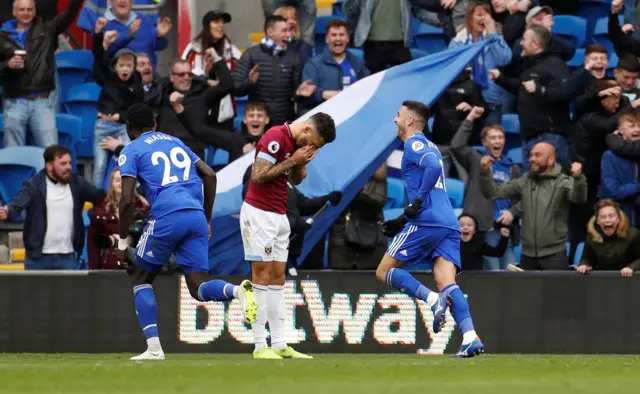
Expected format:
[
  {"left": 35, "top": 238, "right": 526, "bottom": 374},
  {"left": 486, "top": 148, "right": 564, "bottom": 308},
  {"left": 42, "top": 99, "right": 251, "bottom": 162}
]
[{"left": 0, "top": 354, "right": 639, "bottom": 393}]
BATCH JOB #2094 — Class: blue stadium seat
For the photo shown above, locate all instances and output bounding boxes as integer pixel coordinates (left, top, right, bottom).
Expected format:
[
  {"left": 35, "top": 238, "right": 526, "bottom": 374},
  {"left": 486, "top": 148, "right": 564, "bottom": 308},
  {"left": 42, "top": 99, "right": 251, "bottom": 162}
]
[
  {"left": 347, "top": 48, "right": 364, "bottom": 60},
  {"left": 577, "top": 0, "right": 611, "bottom": 43},
  {"left": 233, "top": 116, "right": 243, "bottom": 132},
  {"left": 413, "top": 23, "right": 446, "bottom": 54},
  {"left": 501, "top": 113, "right": 521, "bottom": 152},
  {"left": 410, "top": 48, "right": 429, "bottom": 59},
  {"left": 235, "top": 96, "right": 248, "bottom": 119},
  {"left": 383, "top": 207, "right": 404, "bottom": 222},
  {"left": 332, "top": 0, "right": 344, "bottom": 17},
  {"left": 64, "top": 82, "right": 101, "bottom": 157},
  {"left": 315, "top": 16, "right": 346, "bottom": 55},
  {"left": 209, "top": 148, "right": 229, "bottom": 170},
  {"left": 507, "top": 147, "right": 522, "bottom": 165},
  {"left": 552, "top": 16, "right": 587, "bottom": 49},
  {"left": 0, "top": 146, "right": 45, "bottom": 203},
  {"left": 572, "top": 242, "right": 585, "bottom": 268},
  {"left": 567, "top": 48, "right": 586, "bottom": 72},
  {"left": 102, "top": 153, "right": 118, "bottom": 190},
  {"left": 445, "top": 178, "right": 465, "bottom": 209},
  {"left": 56, "top": 114, "right": 82, "bottom": 169},
  {"left": 593, "top": 15, "right": 624, "bottom": 55},
  {"left": 514, "top": 244, "right": 521, "bottom": 265},
  {"left": 385, "top": 177, "right": 406, "bottom": 209},
  {"left": 55, "top": 50, "right": 94, "bottom": 103}
]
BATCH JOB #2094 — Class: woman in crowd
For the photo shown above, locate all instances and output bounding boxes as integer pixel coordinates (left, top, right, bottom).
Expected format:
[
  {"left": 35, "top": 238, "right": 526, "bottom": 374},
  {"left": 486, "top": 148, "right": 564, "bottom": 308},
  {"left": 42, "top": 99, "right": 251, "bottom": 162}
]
[
  {"left": 274, "top": 6, "right": 313, "bottom": 68},
  {"left": 181, "top": 10, "right": 241, "bottom": 131},
  {"left": 87, "top": 168, "right": 148, "bottom": 270},
  {"left": 449, "top": 1, "right": 512, "bottom": 125},
  {"left": 459, "top": 213, "right": 510, "bottom": 271},
  {"left": 576, "top": 199, "right": 640, "bottom": 276}
]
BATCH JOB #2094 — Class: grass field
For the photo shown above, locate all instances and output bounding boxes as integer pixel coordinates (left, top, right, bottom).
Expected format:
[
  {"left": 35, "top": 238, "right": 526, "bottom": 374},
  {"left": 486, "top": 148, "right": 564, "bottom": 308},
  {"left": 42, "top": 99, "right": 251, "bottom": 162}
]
[{"left": 1, "top": 354, "right": 639, "bottom": 393}]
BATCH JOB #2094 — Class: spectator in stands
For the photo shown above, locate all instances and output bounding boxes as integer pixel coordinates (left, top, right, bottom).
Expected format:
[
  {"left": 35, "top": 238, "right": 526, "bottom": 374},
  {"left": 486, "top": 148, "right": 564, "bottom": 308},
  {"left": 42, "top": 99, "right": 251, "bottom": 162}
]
[
  {"left": 241, "top": 101, "right": 270, "bottom": 152},
  {"left": 451, "top": 106, "right": 521, "bottom": 270},
  {"left": 299, "top": 19, "right": 370, "bottom": 116},
  {"left": 87, "top": 167, "right": 148, "bottom": 270},
  {"left": 181, "top": 10, "right": 241, "bottom": 132},
  {"left": 262, "top": 0, "right": 316, "bottom": 47},
  {"left": 0, "top": 0, "right": 83, "bottom": 148},
  {"left": 571, "top": 81, "right": 629, "bottom": 246},
  {"left": 81, "top": 0, "right": 172, "bottom": 67},
  {"left": 343, "top": 0, "right": 439, "bottom": 74},
  {"left": 576, "top": 199, "right": 640, "bottom": 276},
  {"left": 274, "top": 6, "right": 313, "bottom": 68},
  {"left": 610, "top": 0, "right": 640, "bottom": 58},
  {"left": 600, "top": 111, "right": 640, "bottom": 227},
  {"left": 135, "top": 53, "right": 162, "bottom": 111},
  {"left": 491, "top": 26, "right": 594, "bottom": 170},
  {"left": 614, "top": 53, "right": 640, "bottom": 103},
  {"left": 431, "top": 67, "right": 486, "bottom": 178},
  {"left": 449, "top": 2, "right": 512, "bottom": 125},
  {"left": 232, "top": 15, "right": 316, "bottom": 126},
  {"left": 480, "top": 142, "right": 587, "bottom": 270},
  {"left": 411, "top": 0, "right": 476, "bottom": 44},
  {"left": 572, "top": 44, "right": 612, "bottom": 120},
  {"left": 459, "top": 213, "right": 510, "bottom": 271},
  {"left": 490, "top": 0, "right": 528, "bottom": 47},
  {"left": 0, "top": 146, "right": 105, "bottom": 270},
  {"left": 92, "top": 23, "right": 143, "bottom": 186},
  {"left": 156, "top": 59, "right": 249, "bottom": 162}
]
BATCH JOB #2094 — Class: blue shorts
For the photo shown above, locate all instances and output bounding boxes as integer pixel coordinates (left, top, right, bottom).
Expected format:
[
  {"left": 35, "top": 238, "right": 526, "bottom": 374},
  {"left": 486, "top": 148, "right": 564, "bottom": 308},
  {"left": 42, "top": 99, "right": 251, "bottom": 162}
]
[
  {"left": 386, "top": 224, "right": 461, "bottom": 270},
  {"left": 134, "top": 209, "right": 209, "bottom": 274}
]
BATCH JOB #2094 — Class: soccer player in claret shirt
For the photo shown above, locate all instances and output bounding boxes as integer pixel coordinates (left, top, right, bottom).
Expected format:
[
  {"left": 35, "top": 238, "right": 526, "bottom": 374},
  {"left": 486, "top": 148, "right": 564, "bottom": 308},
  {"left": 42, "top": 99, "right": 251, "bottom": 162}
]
[
  {"left": 117, "top": 101, "right": 257, "bottom": 361},
  {"left": 376, "top": 101, "right": 484, "bottom": 358},
  {"left": 242, "top": 113, "right": 336, "bottom": 359}
]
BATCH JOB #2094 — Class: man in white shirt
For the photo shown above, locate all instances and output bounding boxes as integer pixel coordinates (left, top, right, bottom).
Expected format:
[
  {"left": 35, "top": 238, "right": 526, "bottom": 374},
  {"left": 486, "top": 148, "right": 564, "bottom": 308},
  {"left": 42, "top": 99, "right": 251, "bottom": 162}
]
[{"left": 0, "top": 145, "right": 104, "bottom": 270}]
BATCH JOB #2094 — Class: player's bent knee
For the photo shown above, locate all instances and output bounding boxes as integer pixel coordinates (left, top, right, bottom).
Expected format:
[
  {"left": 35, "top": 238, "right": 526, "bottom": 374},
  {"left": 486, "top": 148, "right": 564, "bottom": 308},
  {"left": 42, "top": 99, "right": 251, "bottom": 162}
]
[
  {"left": 251, "top": 261, "right": 271, "bottom": 285},
  {"left": 269, "top": 261, "right": 286, "bottom": 285},
  {"left": 185, "top": 272, "right": 210, "bottom": 300},
  {"left": 130, "top": 265, "right": 156, "bottom": 286},
  {"left": 433, "top": 257, "right": 457, "bottom": 290},
  {"left": 376, "top": 254, "right": 402, "bottom": 283}
]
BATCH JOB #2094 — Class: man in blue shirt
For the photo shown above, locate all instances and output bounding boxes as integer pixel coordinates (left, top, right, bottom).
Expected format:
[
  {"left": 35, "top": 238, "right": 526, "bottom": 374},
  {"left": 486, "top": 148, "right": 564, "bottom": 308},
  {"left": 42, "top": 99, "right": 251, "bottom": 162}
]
[
  {"left": 117, "top": 101, "right": 257, "bottom": 361},
  {"left": 376, "top": 101, "right": 484, "bottom": 358}
]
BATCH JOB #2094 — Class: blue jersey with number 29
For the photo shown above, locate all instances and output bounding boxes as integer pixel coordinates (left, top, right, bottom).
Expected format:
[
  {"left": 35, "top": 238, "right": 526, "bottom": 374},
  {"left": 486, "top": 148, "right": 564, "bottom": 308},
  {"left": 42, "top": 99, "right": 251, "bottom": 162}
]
[
  {"left": 118, "top": 132, "right": 203, "bottom": 219},
  {"left": 402, "top": 133, "right": 459, "bottom": 231}
]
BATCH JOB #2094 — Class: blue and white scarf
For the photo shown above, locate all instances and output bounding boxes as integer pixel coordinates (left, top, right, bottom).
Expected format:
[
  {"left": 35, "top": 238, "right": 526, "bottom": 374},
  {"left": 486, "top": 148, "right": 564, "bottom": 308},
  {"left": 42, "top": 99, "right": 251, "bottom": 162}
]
[
  {"left": 454, "top": 29, "right": 490, "bottom": 89},
  {"left": 261, "top": 36, "right": 286, "bottom": 56}
]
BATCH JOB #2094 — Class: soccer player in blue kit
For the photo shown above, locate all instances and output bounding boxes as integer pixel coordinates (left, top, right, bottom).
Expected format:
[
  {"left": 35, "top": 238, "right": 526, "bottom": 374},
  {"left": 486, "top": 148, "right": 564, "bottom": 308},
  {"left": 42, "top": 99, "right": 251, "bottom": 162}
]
[
  {"left": 117, "top": 99, "right": 257, "bottom": 361},
  {"left": 376, "top": 101, "right": 484, "bottom": 358}
]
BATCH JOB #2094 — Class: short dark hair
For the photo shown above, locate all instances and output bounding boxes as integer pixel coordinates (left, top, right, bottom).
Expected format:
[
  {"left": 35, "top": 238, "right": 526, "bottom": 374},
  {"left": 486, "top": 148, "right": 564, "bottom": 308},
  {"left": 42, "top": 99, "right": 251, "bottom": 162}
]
[
  {"left": 309, "top": 112, "right": 336, "bottom": 144},
  {"left": 402, "top": 100, "right": 430, "bottom": 129},
  {"left": 126, "top": 104, "right": 156, "bottom": 134},
  {"left": 171, "top": 58, "right": 191, "bottom": 70},
  {"left": 245, "top": 101, "right": 268, "bottom": 114},
  {"left": 527, "top": 25, "right": 551, "bottom": 51},
  {"left": 264, "top": 15, "right": 287, "bottom": 33},
  {"left": 326, "top": 18, "right": 348, "bottom": 34},
  {"left": 480, "top": 124, "right": 506, "bottom": 140},
  {"left": 616, "top": 53, "right": 639, "bottom": 73},
  {"left": 586, "top": 44, "right": 608, "bottom": 57},
  {"left": 43, "top": 145, "right": 71, "bottom": 163}
]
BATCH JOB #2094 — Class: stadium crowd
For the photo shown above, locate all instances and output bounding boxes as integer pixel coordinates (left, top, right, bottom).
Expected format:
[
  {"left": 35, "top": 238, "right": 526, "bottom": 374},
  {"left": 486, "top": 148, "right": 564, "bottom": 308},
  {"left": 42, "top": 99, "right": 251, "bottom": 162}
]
[{"left": 1, "top": 0, "right": 640, "bottom": 275}]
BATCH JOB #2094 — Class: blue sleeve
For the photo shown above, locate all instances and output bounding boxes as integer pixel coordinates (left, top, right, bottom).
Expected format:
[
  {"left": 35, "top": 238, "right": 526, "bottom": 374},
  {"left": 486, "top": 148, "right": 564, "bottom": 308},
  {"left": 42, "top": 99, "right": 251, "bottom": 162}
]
[
  {"left": 486, "top": 33, "right": 512, "bottom": 67},
  {"left": 118, "top": 145, "right": 139, "bottom": 178},
  {"left": 416, "top": 153, "right": 443, "bottom": 201},
  {"left": 601, "top": 154, "right": 640, "bottom": 200},
  {"left": 302, "top": 61, "right": 323, "bottom": 105}
]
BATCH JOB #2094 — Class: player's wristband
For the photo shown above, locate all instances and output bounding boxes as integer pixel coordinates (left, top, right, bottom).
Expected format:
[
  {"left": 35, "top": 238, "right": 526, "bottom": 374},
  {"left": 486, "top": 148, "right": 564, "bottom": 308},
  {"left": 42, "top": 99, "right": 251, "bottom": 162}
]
[{"left": 117, "top": 237, "right": 131, "bottom": 251}]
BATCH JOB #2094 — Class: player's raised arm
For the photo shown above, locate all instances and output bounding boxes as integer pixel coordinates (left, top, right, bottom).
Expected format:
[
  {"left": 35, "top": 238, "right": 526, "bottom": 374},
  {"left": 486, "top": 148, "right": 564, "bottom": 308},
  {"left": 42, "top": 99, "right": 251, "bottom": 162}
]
[{"left": 195, "top": 160, "right": 217, "bottom": 225}]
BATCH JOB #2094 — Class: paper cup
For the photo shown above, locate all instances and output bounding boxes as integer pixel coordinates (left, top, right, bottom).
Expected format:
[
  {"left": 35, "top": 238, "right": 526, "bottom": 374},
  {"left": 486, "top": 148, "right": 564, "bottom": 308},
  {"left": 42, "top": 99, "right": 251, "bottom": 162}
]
[{"left": 14, "top": 50, "right": 26, "bottom": 61}]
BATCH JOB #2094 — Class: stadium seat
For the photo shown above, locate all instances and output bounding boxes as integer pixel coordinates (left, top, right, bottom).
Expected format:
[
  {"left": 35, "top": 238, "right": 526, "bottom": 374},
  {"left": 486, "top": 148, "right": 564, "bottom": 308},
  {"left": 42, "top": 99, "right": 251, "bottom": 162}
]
[
  {"left": 572, "top": 242, "right": 585, "bottom": 268},
  {"left": 507, "top": 147, "right": 522, "bottom": 165},
  {"left": 383, "top": 207, "right": 404, "bottom": 222},
  {"left": 207, "top": 148, "right": 229, "bottom": 171},
  {"left": 56, "top": 114, "right": 82, "bottom": 169},
  {"left": 410, "top": 48, "right": 429, "bottom": 59},
  {"left": 236, "top": 96, "right": 248, "bottom": 119},
  {"left": 551, "top": 16, "right": 587, "bottom": 49},
  {"left": 501, "top": 113, "right": 521, "bottom": 152},
  {"left": 385, "top": 177, "right": 406, "bottom": 209},
  {"left": 445, "top": 178, "right": 465, "bottom": 209},
  {"left": 102, "top": 153, "right": 118, "bottom": 190},
  {"left": 566, "top": 48, "right": 586, "bottom": 72},
  {"left": 233, "top": 116, "right": 243, "bottom": 132},
  {"left": 412, "top": 23, "right": 446, "bottom": 54},
  {"left": 577, "top": 0, "right": 611, "bottom": 43},
  {"left": 593, "top": 16, "right": 624, "bottom": 55},
  {"left": 64, "top": 82, "right": 101, "bottom": 157},
  {"left": 315, "top": 15, "right": 346, "bottom": 54},
  {"left": 347, "top": 48, "right": 364, "bottom": 60},
  {"left": 514, "top": 244, "right": 521, "bottom": 264},
  {"left": 332, "top": 0, "right": 344, "bottom": 17},
  {"left": 0, "top": 146, "right": 45, "bottom": 203},
  {"left": 55, "top": 50, "right": 94, "bottom": 103}
]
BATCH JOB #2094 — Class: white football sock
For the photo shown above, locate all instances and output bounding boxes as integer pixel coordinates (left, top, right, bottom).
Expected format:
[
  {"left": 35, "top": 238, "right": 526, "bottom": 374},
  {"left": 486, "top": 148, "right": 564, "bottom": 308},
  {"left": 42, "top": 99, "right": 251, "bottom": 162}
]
[
  {"left": 267, "top": 285, "right": 286, "bottom": 351},
  {"left": 147, "top": 336, "right": 162, "bottom": 352},
  {"left": 462, "top": 330, "right": 478, "bottom": 345},
  {"left": 426, "top": 292, "right": 438, "bottom": 308},
  {"left": 251, "top": 284, "right": 268, "bottom": 351}
]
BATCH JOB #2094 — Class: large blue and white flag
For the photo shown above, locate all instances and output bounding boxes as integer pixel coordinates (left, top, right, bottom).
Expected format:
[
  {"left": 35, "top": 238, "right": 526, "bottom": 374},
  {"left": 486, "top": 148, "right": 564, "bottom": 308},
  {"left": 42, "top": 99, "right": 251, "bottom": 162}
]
[{"left": 208, "top": 40, "right": 494, "bottom": 275}]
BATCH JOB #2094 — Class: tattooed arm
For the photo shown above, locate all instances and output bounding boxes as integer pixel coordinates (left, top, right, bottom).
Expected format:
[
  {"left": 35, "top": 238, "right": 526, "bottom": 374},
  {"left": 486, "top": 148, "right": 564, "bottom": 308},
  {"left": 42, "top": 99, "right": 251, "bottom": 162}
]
[{"left": 251, "top": 157, "right": 297, "bottom": 184}]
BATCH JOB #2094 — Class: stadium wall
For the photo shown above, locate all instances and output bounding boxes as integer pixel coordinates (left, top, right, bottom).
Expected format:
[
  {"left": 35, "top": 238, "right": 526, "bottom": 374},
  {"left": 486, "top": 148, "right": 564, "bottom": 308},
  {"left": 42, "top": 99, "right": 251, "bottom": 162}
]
[{"left": 0, "top": 271, "right": 639, "bottom": 354}]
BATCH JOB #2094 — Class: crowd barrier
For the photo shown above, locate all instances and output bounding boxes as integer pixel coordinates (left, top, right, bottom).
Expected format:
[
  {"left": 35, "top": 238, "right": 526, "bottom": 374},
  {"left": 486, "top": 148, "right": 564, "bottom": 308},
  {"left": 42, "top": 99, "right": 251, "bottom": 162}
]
[{"left": 0, "top": 271, "right": 639, "bottom": 354}]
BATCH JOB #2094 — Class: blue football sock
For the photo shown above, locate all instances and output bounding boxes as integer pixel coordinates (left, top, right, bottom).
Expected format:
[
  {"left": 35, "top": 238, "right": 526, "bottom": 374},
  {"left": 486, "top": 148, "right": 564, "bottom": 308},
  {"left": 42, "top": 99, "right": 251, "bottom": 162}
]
[
  {"left": 133, "top": 284, "right": 159, "bottom": 340},
  {"left": 386, "top": 268, "right": 434, "bottom": 302},
  {"left": 197, "top": 279, "right": 236, "bottom": 302},
  {"left": 443, "top": 283, "right": 475, "bottom": 336}
]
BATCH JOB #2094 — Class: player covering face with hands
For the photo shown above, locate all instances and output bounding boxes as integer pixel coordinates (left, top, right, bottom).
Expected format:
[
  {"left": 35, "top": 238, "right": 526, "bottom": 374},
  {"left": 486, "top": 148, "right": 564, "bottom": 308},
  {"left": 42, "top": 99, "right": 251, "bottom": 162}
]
[
  {"left": 241, "top": 113, "right": 336, "bottom": 359},
  {"left": 376, "top": 101, "right": 484, "bottom": 358},
  {"left": 116, "top": 101, "right": 257, "bottom": 361}
]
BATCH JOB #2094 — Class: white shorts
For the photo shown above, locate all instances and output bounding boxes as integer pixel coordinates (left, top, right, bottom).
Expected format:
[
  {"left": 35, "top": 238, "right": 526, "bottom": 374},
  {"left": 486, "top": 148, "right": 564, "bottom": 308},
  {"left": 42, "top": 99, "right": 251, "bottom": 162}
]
[{"left": 240, "top": 202, "right": 290, "bottom": 262}]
